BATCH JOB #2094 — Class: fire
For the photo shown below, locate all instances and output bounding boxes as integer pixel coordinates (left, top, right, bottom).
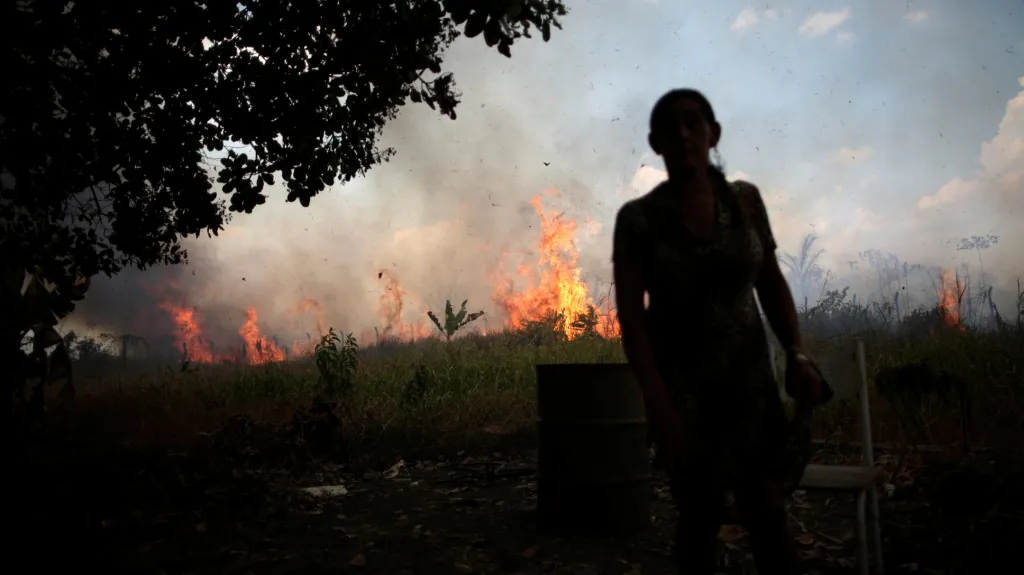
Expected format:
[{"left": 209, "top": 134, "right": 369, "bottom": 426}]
[
  {"left": 493, "top": 193, "right": 619, "bottom": 339},
  {"left": 370, "top": 270, "right": 430, "bottom": 343},
  {"left": 158, "top": 301, "right": 213, "bottom": 362},
  {"left": 239, "top": 307, "right": 286, "bottom": 364},
  {"left": 159, "top": 300, "right": 315, "bottom": 365},
  {"left": 937, "top": 269, "right": 964, "bottom": 330},
  {"left": 155, "top": 188, "right": 620, "bottom": 362}
]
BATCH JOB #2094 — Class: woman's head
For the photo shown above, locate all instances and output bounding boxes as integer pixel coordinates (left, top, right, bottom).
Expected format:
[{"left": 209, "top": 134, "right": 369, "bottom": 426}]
[{"left": 648, "top": 89, "right": 722, "bottom": 178}]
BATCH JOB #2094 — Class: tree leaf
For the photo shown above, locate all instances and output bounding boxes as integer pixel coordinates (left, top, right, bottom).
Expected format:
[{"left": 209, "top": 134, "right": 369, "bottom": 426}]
[
  {"left": 483, "top": 17, "right": 501, "bottom": 47},
  {"left": 507, "top": 1, "right": 523, "bottom": 20},
  {"left": 464, "top": 10, "right": 487, "bottom": 38},
  {"left": 1, "top": 0, "right": 567, "bottom": 330}
]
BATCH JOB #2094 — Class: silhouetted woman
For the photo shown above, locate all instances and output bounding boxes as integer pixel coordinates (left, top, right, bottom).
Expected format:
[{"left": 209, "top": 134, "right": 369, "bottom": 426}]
[{"left": 612, "top": 89, "right": 825, "bottom": 575}]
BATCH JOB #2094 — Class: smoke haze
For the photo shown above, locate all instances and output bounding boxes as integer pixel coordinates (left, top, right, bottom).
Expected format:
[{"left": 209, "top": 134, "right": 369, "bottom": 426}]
[{"left": 68, "top": 0, "right": 1024, "bottom": 351}]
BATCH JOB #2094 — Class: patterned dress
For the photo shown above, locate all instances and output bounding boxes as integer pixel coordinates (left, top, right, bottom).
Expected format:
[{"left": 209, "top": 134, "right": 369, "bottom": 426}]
[{"left": 612, "top": 178, "right": 791, "bottom": 489}]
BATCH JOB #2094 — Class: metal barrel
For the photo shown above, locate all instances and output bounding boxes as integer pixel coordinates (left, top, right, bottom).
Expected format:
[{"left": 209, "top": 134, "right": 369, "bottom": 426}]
[{"left": 535, "top": 363, "right": 651, "bottom": 536}]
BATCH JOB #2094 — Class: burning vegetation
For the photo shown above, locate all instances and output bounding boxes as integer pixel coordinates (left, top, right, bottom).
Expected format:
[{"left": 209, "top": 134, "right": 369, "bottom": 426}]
[
  {"left": 150, "top": 191, "right": 619, "bottom": 365},
  {"left": 936, "top": 269, "right": 965, "bottom": 331},
  {"left": 101, "top": 190, "right": 985, "bottom": 367}
]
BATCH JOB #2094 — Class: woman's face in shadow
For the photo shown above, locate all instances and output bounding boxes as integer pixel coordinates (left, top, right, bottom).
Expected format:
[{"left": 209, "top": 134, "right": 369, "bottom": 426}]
[{"left": 649, "top": 98, "right": 721, "bottom": 174}]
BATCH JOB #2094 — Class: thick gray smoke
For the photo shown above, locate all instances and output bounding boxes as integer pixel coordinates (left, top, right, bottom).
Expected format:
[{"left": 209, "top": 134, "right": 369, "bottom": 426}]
[{"left": 67, "top": 2, "right": 1024, "bottom": 352}]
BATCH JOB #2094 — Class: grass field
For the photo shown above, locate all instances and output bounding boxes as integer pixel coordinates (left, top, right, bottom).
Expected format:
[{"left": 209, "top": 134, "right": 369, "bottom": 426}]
[
  {"left": 14, "top": 306, "right": 1024, "bottom": 574},
  {"left": 58, "top": 314, "right": 1024, "bottom": 461}
]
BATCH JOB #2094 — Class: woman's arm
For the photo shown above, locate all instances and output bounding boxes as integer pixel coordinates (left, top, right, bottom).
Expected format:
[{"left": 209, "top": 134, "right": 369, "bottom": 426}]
[
  {"left": 738, "top": 181, "right": 803, "bottom": 355},
  {"left": 755, "top": 254, "right": 803, "bottom": 355},
  {"left": 612, "top": 202, "right": 689, "bottom": 467},
  {"left": 611, "top": 202, "right": 671, "bottom": 404},
  {"left": 758, "top": 253, "right": 825, "bottom": 413},
  {"left": 613, "top": 260, "right": 671, "bottom": 404},
  {"left": 743, "top": 182, "right": 824, "bottom": 410},
  {"left": 614, "top": 245, "right": 691, "bottom": 469}
]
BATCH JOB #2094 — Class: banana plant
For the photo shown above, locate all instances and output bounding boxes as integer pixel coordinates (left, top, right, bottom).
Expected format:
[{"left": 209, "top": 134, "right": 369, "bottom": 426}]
[
  {"left": 313, "top": 328, "right": 359, "bottom": 398},
  {"left": 3, "top": 264, "right": 90, "bottom": 429},
  {"left": 427, "top": 299, "right": 485, "bottom": 342}
]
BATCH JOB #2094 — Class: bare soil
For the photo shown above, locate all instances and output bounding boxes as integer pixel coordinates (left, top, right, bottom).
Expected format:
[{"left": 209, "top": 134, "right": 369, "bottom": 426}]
[{"left": 10, "top": 415, "right": 1022, "bottom": 575}]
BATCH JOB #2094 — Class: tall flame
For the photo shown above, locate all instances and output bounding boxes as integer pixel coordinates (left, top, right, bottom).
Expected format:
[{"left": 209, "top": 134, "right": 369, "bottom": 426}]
[
  {"left": 493, "top": 193, "right": 618, "bottom": 339},
  {"left": 158, "top": 301, "right": 213, "bottom": 362},
  {"left": 367, "top": 270, "right": 431, "bottom": 343},
  {"left": 239, "top": 307, "right": 286, "bottom": 364},
  {"left": 155, "top": 187, "right": 619, "bottom": 362},
  {"left": 937, "top": 269, "right": 964, "bottom": 330}
]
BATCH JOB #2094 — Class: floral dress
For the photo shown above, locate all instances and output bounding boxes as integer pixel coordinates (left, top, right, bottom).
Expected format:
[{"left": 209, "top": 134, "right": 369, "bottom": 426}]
[{"left": 612, "top": 178, "right": 792, "bottom": 489}]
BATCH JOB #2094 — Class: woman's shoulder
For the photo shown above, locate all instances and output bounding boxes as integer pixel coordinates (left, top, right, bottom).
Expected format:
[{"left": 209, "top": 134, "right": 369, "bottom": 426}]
[
  {"left": 614, "top": 184, "right": 667, "bottom": 234},
  {"left": 728, "top": 178, "right": 762, "bottom": 198},
  {"left": 619, "top": 181, "right": 671, "bottom": 214},
  {"left": 726, "top": 178, "right": 772, "bottom": 216}
]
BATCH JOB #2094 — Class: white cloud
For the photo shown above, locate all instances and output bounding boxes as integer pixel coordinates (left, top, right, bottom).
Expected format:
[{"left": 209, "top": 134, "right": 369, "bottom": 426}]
[
  {"left": 836, "top": 31, "right": 856, "bottom": 44},
  {"left": 828, "top": 145, "right": 875, "bottom": 165},
  {"left": 730, "top": 6, "right": 761, "bottom": 32},
  {"left": 730, "top": 6, "right": 780, "bottom": 33},
  {"left": 918, "top": 77, "right": 1024, "bottom": 213},
  {"left": 903, "top": 11, "right": 930, "bottom": 23},
  {"left": 798, "top": 75, "right": 1023, "bottom": 285},
  {"left": 917, "top": 177, "right": 976, "bottom": 210},
  {"left": 623, "top": 164, "right": 667, "bottom": 198},
  {"left": 798, "top": 9, "right": 851, "bottom": 38},
  {"left": 979, "top": 78, "right": 1024, "bottom": 178},
  {"left": 762, "top": 78, "right": 1023, "bottom": 291},
  {"left": 884, "top": 77, "right": 1024, "bottom": 287}
]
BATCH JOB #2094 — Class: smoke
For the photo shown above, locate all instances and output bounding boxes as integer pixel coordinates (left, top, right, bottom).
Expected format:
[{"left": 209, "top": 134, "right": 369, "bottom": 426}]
[{"left": 67, "top": 2, "right": 1024, "bottom": 347}]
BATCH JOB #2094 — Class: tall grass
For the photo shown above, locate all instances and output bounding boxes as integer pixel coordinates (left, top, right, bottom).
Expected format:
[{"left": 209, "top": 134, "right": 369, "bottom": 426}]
[{"left": 62, "top": 305, "right": 1024, "bottom": 458}]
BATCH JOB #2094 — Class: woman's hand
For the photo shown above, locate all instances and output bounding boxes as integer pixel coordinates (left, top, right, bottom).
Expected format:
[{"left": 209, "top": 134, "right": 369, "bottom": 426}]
[
  {"left": 646, "top": 397, "right": 691, "bottom": 476},
  {"left": 785, "top": 350, "right": 825, "bottom": 420}
]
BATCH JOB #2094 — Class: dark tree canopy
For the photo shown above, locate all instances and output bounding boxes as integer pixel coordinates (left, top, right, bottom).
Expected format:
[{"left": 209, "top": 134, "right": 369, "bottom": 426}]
[{"left": 0, "top": 0, "right": 567, "bottom": 318}]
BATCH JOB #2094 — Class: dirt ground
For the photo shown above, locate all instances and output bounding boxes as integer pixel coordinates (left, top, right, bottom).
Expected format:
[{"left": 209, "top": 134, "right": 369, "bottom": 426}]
[{"left": 10, "top": 415, "right": 1023, "bottom": 575}]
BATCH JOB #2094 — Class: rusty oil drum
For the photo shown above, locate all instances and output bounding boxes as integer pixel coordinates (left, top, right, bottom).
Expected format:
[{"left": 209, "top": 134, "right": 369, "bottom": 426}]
[{"left": 535, "top": 363, "right": 651, "bottom": 535}]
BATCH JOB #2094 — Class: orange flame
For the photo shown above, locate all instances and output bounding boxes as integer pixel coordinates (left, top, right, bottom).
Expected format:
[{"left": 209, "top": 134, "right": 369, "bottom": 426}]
[
  {"left": 155, "top": 187, "right": 620, "bottom": 360},
  {"left": 158, "top": 301, "right": 214, "bottom": 362},
  {"left": 937, "top": 269, "right": 964, "bottom": 331},
  {"left": 493, "top": 193, "right": 619, "bottom": 339},
  {"left": 160, "top": 301, "right": 296, "bottom": 364},
  {"left": 239, "top": 307, "right": 286, "bottom": 364}
]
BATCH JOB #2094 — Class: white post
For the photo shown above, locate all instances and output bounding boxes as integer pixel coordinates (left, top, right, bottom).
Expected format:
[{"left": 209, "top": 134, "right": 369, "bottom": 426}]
[
  {"left": 856, "top": 339, "right": 874, "bottom": 468},
  {"left": 856, "top": 338, "right": 885, "bottom": 574}
]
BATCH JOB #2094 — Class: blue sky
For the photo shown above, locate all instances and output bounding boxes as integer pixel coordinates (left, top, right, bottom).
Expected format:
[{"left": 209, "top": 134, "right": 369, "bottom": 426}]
[{"left": 74, "top": 1, "right": 1024, "bottom": 339}]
